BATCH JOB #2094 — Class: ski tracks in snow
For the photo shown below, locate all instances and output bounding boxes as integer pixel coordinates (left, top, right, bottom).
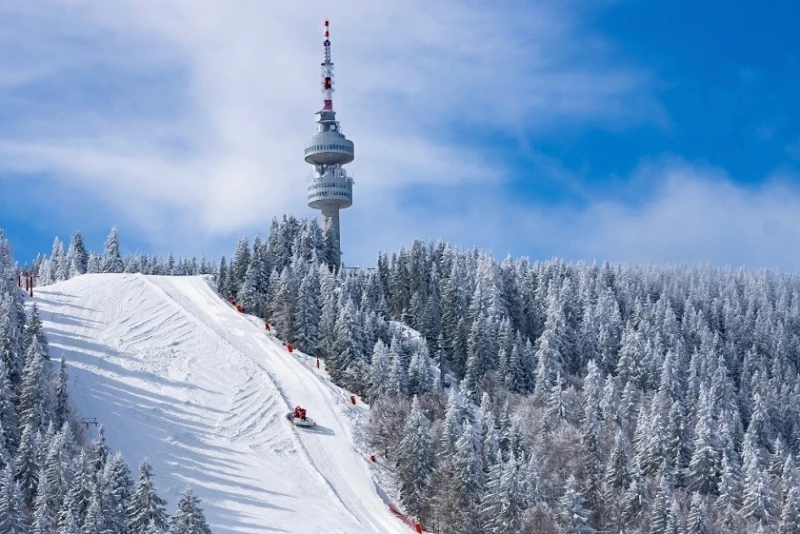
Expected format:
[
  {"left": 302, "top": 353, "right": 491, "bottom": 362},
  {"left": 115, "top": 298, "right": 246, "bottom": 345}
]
[{"left": 34, "top": 274, "right": 407, "bottom": 534}]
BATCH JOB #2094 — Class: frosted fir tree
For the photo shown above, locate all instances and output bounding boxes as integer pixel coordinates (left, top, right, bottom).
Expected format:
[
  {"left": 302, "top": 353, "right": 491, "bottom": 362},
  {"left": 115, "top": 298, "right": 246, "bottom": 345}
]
[
  {"left": 128, "top": 460, "right": 168, "bottom": 533},
  {"left": 477, "top": 394, "right": 500, "bottom": 466},
  {"left": 31, "top": 471, "right": 57, "bottom": 534},
  {"left": 621, "top": 473, "right": 648, "bottom": 525},
  {"left": 86, "top": 253, "right": 101, "bottom": 274},
  {"left": 544, "top": 372, "right": 570, "bottom": 429},
  {"left": 24, "top": 304, "right": 49, "bottom": 359},
  {"left": 89, "top": 425, "right": 111, "bottom": 476},
  {"left": 779, "top": 486, "right": 800, "bottom": 534},
  {"left": 103, "top": 453, "right": 134, "bottom": 533},
  {"left": 101, "top": 227, "right": 124, "bottom": 273},
  {"left": 715, "top": 498, "right": 744, "bottom": 534},
  {"left": 716, "top": 448, "right": 743, "bottom": 511},
  {"left": 14, "top": 422, "right": 39, "bottom": 507},
  {"left": 533, "top": 292, "right": 567, "bottom": 403},
  {"left": 385, "top": 345, "right": 406, "bottom": 398},
  {"left": 665, "top": 398, "right": 692, "bottom": 484},
  {"left": 463, "top": 314, "right": 490, "bottom": 397},
  {"left": 82, "top": 488, "right": 105, "bottom": 534},
  {"left": 595, "top": 287, "right": 622, "bottom": 372},
  {"left": 66, "top": 231, "right": 89, "bottom": 276},
  {"left": 782, "top": 454, "right": 798, "bottom": 505},
  {"left": 216, "top": 256, "right": 228, "bottom": 296},
  {"left": 481, "top": 452, "right": 510, "bottom": 533},
  {"left": 687, "top": 387, "right": 720, "bottom": 495},
  {"left": 40, "top": 431, "right": 70, "bottom": 518},
  {"left": 37, "top": 259, "right": 56, "bottom": 286},
  {"left": 439, "top": 388, "right": 464, "bottom": 457},
  {"left": 53, "top": 357, "right": 70, "bottom": 431},
  {"left": 453, "top": 421, "right": 483, "bottom": 533},
  {"left": 604, "top": 426, "right": 631, "bottom": 500},
  {"left": 508, "top": 340, "right": 535, "bottom": 395},
  {"left": 650, "top": 471, "right": 672, "bottom": 534},
  {"left": 19, "top": 336, "right": 47, "bottom": 430},
  {"left": 559, "top": 475, "right": 594, "bottom": 533},
  {"left": 640, "top": 394, "right": 667, "bottom": 477},
  {"left": 168, "top": 489, "right": 212, "bottom": 534},
  {"left": 230, "top": 236, "right": 251, "bottom": 296},
  {"left": 686, "top": 492, "right": 709, "bottom": 534},
  {"left": 271, "top": 267, "right": 297, "bottom": 345},
  {"left": 741, "top": 433, "right": 778, "bottom": 527},
  {"left": 579, "top": 367, "right": 604, "bottom": 514},
  {"left": 293, "top": 266, "right": 321, "bottom": 354},
  {"left": 236, "top": 263, "right": 260, "bottom": 314},
  {"left": 407, "top": 345, "right": 433, "bottom": 397},
  {"left": 64, "top": 451, "right": 91, "bottom": 523},
  {"left": 57, "top": 508, "right": 81, "bottom": 534},
  {"left": 664, "top": 497, "right": 684, "bottom": 534},
  {"left": 497, "top": 455, "right": 525, "bottom": 533},
  {"left": 51, "top": 237, "right": 67, "bottom": 282},
  {"left": 0, "top": 465, "right": 25, "bottom": 533},
  {"left": 396, "top": 397, "right": 434, "bottom": 518},
  {"left": 366, "top": 340, "right": 390, "bottom": 402},
  {"left": 329, "top": 299, "right": 360, "bottom": 383},
  {"left": 770, "top": 437, "right": 788, "bottom": 478}
]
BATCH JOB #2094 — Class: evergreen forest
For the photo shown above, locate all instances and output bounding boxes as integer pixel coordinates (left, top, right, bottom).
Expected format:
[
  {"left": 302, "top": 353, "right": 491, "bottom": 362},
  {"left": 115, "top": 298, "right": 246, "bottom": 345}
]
[
  {"left": 1, "top": 230, "right": 211, "bottom": 533},
  {"left": 31, "top": 217, "right": 800, "bottom": 534}
]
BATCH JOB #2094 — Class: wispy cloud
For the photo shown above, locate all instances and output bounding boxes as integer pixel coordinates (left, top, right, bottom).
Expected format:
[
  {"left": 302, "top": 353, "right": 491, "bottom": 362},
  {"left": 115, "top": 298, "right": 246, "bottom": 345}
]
[
  {"left": 391, "top": 161, "right": 800, "bottom": 271},
  {"left": 0, "top": 0, "right": 662, "bottom": 259}
]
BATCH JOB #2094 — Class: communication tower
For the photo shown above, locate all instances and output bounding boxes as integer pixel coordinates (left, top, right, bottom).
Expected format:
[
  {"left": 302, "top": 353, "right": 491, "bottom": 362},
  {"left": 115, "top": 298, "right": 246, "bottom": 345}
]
[{"left": 305, "top": 20, "right": 354, "bottom": 268}]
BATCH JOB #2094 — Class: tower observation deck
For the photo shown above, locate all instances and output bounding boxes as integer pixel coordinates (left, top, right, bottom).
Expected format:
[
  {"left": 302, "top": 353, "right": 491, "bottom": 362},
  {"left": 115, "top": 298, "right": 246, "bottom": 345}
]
[{"left": 306, "top": 20, "right": 353, "bottom": 268}]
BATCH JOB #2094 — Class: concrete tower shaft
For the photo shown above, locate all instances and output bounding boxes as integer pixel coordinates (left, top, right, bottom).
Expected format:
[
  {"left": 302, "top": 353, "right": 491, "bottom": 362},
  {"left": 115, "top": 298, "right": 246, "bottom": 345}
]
[{"left": 305, "top": 20, "right": 354, "bottom": 268}]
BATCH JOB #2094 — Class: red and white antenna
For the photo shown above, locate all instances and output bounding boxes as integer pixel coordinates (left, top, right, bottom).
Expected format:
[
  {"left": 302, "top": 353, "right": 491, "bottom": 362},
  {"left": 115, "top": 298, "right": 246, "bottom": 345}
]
[{"left": 322, "top": 19, "right": 334, "bottom": 111}]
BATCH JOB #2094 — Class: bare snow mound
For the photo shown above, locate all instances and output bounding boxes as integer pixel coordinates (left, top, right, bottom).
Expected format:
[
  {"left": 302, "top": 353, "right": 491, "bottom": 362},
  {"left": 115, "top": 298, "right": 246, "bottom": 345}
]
[{"left": 34, "top": 273, "right": 408, "bottom": 534}]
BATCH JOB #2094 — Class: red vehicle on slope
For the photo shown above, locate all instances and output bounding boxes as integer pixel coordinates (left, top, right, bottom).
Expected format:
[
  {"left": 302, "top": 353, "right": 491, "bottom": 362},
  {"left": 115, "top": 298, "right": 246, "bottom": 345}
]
[{"left": 286, "top": 405, "right": 316, "bottom": 427}]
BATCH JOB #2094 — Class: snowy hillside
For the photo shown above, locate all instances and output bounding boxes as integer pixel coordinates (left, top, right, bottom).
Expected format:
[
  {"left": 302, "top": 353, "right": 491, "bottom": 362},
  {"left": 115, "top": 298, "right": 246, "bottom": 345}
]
[{"left": 32, "top": 273, "right": 410, "bottom": 534}]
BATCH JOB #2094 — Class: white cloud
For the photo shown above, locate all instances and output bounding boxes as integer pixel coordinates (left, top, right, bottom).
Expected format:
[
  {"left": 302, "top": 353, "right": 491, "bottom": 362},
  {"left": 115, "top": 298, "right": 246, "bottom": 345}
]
[
  {"left": 0, "top": 0, "right": 663, "bottom": 260},
  {"left": 3, "top": 3, "right": 798, "bottom": 273},
  {"left": 397, "top": 162, "right": 800, "bottom": 271}
]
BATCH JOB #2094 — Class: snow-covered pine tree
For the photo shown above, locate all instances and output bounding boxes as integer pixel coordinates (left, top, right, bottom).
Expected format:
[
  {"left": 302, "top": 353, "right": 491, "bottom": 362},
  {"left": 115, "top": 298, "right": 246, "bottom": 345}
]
[
  {"left": 66, "top": 231, "right": 88, "bottom": 276},
  {"left": 407, "top": 345, "right": 433, "bottom": 397},
  {"left": 101, "top": 227, "right": 124, "bottom": 273},
  {"left": 19, "top": 335, "right": 47, "bottom": 433},
  {"left": 24, "top": 304, "right": 49, "bottom": 360},
  {"left": 229, "top": 237, "right": 251, "bottom": 297},
  {"left": 216, "top": 257, "right": 228, "bottom": 297},
  {"left": 741, "top": 432, "right": 778, "bottom": 528},
  {"left": 396, "top": 397, "right": 433, "bottom": 519},
  {"left": 533, "top": 289, "right": 568, "bottom": 403},
  {"left": 453, "top": 421, "right": 483, "bottom": 533},
  {"left": 0, "top": 464, "right": 25, "bottom": 533},
  {"left": 168, "top": 489, "right": 212, "bottom": 534},
  {"left": 57, "top": 508, "right": 81, "bottom": 534},
  {"left": 686, "top": 492, "right": 709, "bottom": 534},
  {"left": 127, "top": 460, "right": 168, "bottom": 533},
  {"left": 271, "top": 267, "right": 297, "bottom": 345},
  {"left": 293, "top": 266, "right": 321, "bottom": 354},
  {"left": 14, "top": 422, "right": 39, "bottom": 507},
  {"left": 52, "top": 357, "right": 70, "bottom": 432},
  {"left": 779, "top": 486, "right": 800, "bottom": 534},
  {"left": 687, "top": 386, "right": 720, "bottom": 495},
  {"left": 31, "top": 470, "right": 57, "bottom": 534},
  {"left": 559, "top": 475, "right": 594, "bottom": 533},
  {"left": 103, "top": 452, "right": 134, "bottom": 533}
]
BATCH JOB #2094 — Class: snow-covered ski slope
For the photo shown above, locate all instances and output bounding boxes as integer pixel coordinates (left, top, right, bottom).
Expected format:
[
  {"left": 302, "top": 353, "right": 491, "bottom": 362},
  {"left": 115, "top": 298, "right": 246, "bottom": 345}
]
[{"left": 34, "top": 274, "right": 408, "bottom": 534}]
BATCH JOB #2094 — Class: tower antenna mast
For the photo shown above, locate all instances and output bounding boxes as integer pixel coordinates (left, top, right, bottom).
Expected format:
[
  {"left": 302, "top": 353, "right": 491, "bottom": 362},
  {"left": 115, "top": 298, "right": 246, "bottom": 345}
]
[{"left": 304, "top": 19, "right": 355, "bottom": 269}]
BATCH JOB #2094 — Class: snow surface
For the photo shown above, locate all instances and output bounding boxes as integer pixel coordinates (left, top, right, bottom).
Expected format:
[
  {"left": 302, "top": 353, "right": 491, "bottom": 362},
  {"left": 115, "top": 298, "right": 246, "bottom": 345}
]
[{"left": 33, "top": 274, "right": 410, "bottom": 534}]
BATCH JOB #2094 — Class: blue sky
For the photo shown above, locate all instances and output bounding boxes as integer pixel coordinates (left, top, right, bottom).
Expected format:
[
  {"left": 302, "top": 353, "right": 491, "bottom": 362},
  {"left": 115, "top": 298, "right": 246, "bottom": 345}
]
[{"left": 1, "top": 1, "right": 799, "bottom": 269}]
